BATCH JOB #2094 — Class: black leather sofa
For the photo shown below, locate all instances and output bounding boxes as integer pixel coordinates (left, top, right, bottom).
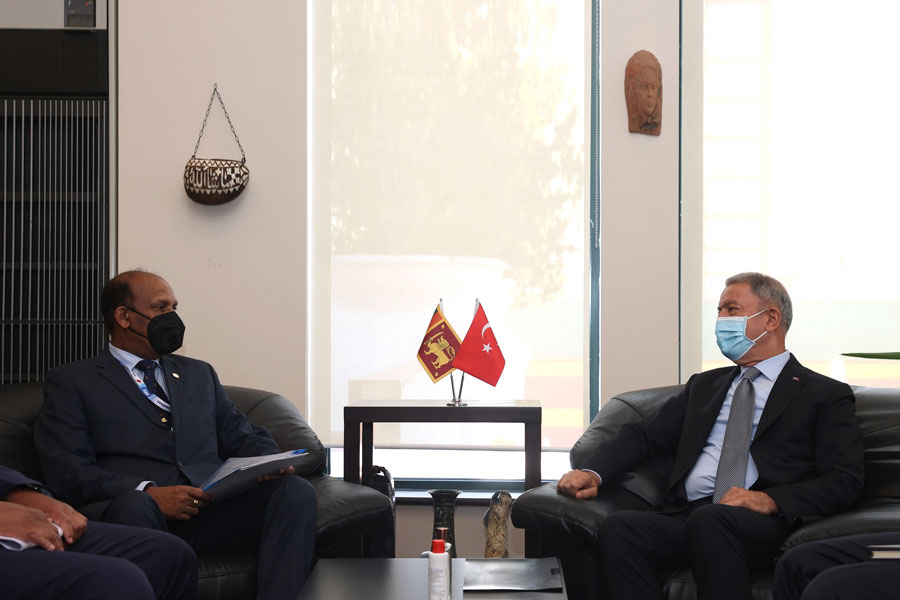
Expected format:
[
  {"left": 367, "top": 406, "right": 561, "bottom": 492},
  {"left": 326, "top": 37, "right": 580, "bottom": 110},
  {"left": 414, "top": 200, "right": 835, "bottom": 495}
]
[
  {"left": 0, "top": 382, "right": 393, "bottom": 600},
  {"left": 511, "top": 384, "right": 900, "bottom": 600}
]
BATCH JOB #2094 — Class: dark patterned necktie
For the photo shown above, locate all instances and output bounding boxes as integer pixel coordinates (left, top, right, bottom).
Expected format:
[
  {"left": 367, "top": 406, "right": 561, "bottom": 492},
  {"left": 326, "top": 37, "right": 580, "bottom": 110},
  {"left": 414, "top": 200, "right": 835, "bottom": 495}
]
[
  {"left": 713, "top": 366, "right": 761, "bottom": 502},
  {"left": 136, "top": 359, "right": 169, "bottom": 405}
]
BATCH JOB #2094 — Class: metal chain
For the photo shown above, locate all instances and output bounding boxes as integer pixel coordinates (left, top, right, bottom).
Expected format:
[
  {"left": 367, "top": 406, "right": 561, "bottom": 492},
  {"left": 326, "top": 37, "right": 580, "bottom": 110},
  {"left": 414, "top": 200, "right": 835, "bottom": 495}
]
[{"left": 191, "top": 83, "right": 246, "bottom": 163}]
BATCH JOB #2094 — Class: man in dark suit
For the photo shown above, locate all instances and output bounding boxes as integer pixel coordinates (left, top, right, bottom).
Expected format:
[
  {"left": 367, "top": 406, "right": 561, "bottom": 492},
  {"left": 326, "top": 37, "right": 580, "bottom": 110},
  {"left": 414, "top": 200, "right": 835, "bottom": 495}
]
[
  {"left": 773, "top": 532, "right": 900, "bottom": 599},
  {"left": 557, "top": 272, "right": 865, "bottom": 600},
  {"left": 1, "top": 464, "right": 196, "bottom": 600},
  {"left": 34, "top": 270, "right": 317, "bottom": 600}
]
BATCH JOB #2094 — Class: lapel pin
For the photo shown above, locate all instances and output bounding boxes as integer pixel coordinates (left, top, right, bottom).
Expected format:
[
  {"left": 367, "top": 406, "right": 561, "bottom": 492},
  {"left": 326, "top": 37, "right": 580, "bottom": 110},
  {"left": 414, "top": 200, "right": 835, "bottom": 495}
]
[
  {"left": 792, "top": 376, "right": 800, "bottom": 382},
  {"left": 172, "top": 373, "right": 180, "bottom": 379},
  {"left": 161, "top": 417, "right": 168, "bottom": 423}
]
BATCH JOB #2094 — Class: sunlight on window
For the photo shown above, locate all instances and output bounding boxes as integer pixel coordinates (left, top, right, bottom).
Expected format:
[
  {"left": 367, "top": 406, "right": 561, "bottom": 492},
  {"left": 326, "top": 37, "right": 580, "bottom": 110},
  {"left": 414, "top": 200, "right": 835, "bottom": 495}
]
[
  {"left": 310, "top": 1, "right": 586, "bottom": 452},
  {"left": 703, "top": 0, "right": 900, "bottom": 387}
]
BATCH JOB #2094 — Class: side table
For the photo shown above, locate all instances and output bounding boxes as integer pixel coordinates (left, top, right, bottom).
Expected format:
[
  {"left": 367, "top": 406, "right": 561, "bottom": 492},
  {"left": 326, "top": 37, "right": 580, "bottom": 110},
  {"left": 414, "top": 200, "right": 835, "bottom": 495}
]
[{"left": 344, "top": 400, "right": 542, "bottom": 556}]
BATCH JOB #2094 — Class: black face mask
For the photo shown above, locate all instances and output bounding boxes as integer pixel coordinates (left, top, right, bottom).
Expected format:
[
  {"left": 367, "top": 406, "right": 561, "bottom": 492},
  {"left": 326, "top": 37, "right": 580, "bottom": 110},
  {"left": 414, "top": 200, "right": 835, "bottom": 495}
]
[{"left": 126, "top": 307, "right": 185, "bottom": 355}]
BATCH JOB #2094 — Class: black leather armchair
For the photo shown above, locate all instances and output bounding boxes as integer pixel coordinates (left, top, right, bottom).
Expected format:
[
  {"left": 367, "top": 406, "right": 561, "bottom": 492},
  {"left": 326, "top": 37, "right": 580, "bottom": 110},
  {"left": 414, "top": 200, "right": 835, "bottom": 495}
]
[
  {"left": 0, "top": 382, "right": 393, "bottom": 600},
  {"left": 511, "top": 385, "right": 900, "bottom": 600}
]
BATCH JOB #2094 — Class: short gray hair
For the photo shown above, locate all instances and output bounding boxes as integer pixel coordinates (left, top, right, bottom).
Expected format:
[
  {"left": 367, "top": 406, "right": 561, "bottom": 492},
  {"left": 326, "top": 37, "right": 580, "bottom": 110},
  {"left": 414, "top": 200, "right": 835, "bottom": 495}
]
[{"left": 725, "top": 272, "right": 793, "bottom": 331}]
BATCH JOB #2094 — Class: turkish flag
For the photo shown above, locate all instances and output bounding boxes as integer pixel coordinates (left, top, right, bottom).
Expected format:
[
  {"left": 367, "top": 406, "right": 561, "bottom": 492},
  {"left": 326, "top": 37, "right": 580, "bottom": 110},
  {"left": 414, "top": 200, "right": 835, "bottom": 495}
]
[{"left": 453, "top": 303, "right": 505, "bottom": 386}]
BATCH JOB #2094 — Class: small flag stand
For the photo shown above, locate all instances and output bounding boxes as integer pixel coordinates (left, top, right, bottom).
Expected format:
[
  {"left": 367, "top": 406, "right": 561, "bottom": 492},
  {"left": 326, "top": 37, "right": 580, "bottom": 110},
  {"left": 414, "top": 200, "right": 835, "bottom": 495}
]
[
  {"left": 418, "top": 298, "right": 504, "bottom": 406},
  {"left": 448, "top": 372, "right": 467, "bottom": 407}
]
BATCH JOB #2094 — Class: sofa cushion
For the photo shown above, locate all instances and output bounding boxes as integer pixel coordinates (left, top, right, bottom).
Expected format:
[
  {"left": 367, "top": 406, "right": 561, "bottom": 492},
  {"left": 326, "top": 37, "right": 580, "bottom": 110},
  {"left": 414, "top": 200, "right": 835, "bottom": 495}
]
[
  {"left": 663, "top": 568, "right": 773, "bottom": 600},
  {"left": 197, "top": 550, "right": 257, "bottom": 600},
  {"left": 781, "top": 504, "right": 900, "bottom": 550}
]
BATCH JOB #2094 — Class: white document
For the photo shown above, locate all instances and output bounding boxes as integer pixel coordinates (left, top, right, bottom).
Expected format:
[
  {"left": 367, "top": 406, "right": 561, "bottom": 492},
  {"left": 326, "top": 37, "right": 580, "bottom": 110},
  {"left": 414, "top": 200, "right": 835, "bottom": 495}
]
[
  {"left": 0, "top": 522, "right": 64, "bottom": 551},
  {"left": 463, "top": 557, "right": 563, "bottom": 592},
  {"left": 869, "top": 544, "right": 900, "bottom": 559},
  {"left": 201, "top": 449, "right": 308, "bottom": 503}
]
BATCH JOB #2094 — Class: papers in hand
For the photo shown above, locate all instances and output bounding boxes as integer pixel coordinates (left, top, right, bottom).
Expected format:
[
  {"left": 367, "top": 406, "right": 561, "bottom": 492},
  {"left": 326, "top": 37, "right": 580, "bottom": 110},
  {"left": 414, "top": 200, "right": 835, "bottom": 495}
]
[
  {"left": 0, "top": 522, "right": 64, "bottom": 551},
  {"left": 869, "top": 544, "right": 900, "bottom": 559},
  {"left": 463, "top": 557, "right": 563, "bottom": 592},
  {"left": 201, "top": 449, "right": 308, "bottom": 503}
]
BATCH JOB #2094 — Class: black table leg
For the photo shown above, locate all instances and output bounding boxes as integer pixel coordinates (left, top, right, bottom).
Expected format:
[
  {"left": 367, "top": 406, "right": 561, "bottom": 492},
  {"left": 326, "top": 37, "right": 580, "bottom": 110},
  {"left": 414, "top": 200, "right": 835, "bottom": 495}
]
[{"left": 344, "top": 418, "right": 360, "bottom": 484}]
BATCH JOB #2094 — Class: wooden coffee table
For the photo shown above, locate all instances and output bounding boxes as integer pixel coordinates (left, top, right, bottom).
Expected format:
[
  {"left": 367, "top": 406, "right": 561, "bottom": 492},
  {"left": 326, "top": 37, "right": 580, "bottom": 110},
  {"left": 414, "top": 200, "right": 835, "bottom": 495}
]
[{"left": 297, "top": 558, "right": 567, "bottom": 600}]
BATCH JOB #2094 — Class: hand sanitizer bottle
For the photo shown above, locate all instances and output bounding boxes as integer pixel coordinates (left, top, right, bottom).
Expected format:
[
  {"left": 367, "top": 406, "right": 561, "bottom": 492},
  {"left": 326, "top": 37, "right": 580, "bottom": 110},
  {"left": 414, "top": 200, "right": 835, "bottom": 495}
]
[{"left": 427, "top": 539, "right": 451, "bottom": 600}]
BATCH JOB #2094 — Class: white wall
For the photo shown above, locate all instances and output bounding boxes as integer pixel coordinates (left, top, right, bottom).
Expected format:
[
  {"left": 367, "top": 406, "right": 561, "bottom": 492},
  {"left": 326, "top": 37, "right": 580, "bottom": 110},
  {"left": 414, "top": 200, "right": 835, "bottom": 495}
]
[
  {"left": 117, "top": 1, "right": 308, "bottom": 408},
  {"left": 600, "top": 1, "right": 683, "bottom": 404}
]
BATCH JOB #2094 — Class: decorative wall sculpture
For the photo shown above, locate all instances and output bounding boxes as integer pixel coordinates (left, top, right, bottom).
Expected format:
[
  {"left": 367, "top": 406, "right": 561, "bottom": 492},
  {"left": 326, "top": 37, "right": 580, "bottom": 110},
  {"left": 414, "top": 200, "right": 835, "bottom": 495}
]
[{"left": 624, "top": 50, "right": 662, "bottom": 136}]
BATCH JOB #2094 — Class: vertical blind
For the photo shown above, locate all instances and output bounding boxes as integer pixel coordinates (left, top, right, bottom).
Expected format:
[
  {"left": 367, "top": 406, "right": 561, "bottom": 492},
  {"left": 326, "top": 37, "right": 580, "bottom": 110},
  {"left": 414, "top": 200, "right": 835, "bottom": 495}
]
[
  {"left": 309, "top": 1, "right": 586, "bottom": 452},
  {"left": 701, "top": 1, "right": 900, "bottom": 387},
  {"left": 1, "top": 98, "right": 109, "bottom": 384}
]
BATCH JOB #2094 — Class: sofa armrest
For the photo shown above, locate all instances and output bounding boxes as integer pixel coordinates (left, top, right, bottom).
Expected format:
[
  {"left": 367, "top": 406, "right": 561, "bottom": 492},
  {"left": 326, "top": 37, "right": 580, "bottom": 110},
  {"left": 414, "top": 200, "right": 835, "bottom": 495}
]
[
  {"left": 570, "top": 385, "right": 684, "bottom": 469},
  {"left": 307, "top": 474, "right": 393, "bottom": 556},
  {"left": 782, "top": 503, "right": 900, "bottom": 551},
  {"left": 511, "top": 481, "right": 651, "bottom": 548},
  {"left": 225, "top": 385, "right": 327, "bottom": 477}
]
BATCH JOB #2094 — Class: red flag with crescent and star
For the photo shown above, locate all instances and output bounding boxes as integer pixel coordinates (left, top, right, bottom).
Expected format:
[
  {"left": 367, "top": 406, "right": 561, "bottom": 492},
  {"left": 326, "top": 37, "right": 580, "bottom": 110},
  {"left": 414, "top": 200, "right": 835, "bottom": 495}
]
[
  {"left": 453, "top": 302, "right": 505, "bottom": 386},
  {"left": 417, "top": 304, "right": 462, "bottom": 383}
]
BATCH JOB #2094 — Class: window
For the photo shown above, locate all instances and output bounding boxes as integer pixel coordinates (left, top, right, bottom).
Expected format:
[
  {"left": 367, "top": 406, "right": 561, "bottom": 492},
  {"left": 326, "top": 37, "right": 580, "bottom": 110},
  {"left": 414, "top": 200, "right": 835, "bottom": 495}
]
[
  {"left": 308, "top": 1, "right": 587, "bottom": 474},
  {"left": 702, "top": 0, "right": 900, "bottom": 387}
]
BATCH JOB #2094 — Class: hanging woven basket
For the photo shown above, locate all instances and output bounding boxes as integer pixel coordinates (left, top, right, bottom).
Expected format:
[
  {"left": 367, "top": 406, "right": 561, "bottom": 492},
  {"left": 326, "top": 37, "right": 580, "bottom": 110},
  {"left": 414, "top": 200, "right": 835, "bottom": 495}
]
[{"left": 184, "top": 84, "right": 250, "bottom": 205}]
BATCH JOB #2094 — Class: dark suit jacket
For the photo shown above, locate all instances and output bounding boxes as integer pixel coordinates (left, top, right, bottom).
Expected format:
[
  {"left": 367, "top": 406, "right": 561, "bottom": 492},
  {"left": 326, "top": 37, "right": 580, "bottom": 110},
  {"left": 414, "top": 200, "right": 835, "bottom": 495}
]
[
  {"left": 34, "top": 349, "right": 280, "bottom": 508},
  {"left": 0, "top": 466, "right": 44, "bottom": 498},
  {"left": 580, "top": 354, "right": 865, "bottom": 523}
]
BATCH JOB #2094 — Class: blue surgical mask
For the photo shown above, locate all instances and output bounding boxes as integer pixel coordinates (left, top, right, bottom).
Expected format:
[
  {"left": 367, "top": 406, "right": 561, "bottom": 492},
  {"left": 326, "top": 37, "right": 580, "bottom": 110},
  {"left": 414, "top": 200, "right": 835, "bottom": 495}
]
[{"left": 715, "top": 309, "right": 767, "bottom": 361}]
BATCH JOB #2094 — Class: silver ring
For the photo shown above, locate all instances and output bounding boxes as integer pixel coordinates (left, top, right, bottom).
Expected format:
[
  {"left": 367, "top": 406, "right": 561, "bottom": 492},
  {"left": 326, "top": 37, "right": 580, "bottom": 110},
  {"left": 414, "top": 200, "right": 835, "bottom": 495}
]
[{"left": 193, "top": 499, "right": 199, "bottom": 506}]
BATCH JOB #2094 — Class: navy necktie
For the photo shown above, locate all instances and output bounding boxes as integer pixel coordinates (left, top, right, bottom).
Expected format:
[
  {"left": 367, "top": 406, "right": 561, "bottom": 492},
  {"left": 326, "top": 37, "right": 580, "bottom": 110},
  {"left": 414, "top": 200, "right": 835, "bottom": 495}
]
[
  {"left": 713, "top": 366, "right": 761, "bottom": 502},
  {"left": 136, "top": 359, "right": 169, "bottom": 405}
]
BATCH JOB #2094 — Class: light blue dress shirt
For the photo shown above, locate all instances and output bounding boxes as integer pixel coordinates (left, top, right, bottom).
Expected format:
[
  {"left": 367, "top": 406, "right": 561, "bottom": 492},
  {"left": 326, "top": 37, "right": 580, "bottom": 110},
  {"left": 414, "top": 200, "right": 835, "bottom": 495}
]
[
  {"left": 683, "top": 350, "right": 790, "bottom": 501},
  {"left": 108, "top": 343, "right": 170, "bottom": 397}
]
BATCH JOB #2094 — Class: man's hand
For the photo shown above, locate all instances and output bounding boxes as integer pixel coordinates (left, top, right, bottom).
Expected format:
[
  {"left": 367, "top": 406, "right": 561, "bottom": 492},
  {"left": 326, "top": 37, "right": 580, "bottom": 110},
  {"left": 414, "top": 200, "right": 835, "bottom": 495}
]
[
  {"left": 557, "top": 470, "right": 601, "bottom": 499},
  {"left": 145, "top": 485, "right": 211, "bottom": 520},
  {"left": 718, "top": 487, "right": 778, "bottom": 514},
  {"left": 4, "top": 487, "right": 87, "bottom": 546},
  {"left": 257, "top": 465, "right": 295, "bottom": 483},
  {"left": 0, "top": 501, "right": 65, "bottom": 551}
]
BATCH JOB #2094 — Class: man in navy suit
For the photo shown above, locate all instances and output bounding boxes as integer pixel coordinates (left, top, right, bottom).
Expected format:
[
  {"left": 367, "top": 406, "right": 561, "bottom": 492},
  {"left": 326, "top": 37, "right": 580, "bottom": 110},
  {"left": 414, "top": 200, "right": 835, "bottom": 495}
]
[
  {"left": 773, "top": 532, "right": 900, "bottom": 599},
  {"left": 557, "top": 272, "right": 865, "bottom": 600},
  {"left": 34, "top": 270, "right": 317, "bottom": 600},
  {"left": 1, "top": 464, "right": 196, "bottom": 600}
]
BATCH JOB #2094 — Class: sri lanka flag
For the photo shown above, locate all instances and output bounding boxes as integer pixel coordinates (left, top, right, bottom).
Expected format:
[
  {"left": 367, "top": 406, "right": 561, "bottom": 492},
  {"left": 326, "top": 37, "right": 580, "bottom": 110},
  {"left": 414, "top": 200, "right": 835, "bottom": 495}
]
[{"left": 416, "top": 304, "right": 462, "bottom": 383}]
